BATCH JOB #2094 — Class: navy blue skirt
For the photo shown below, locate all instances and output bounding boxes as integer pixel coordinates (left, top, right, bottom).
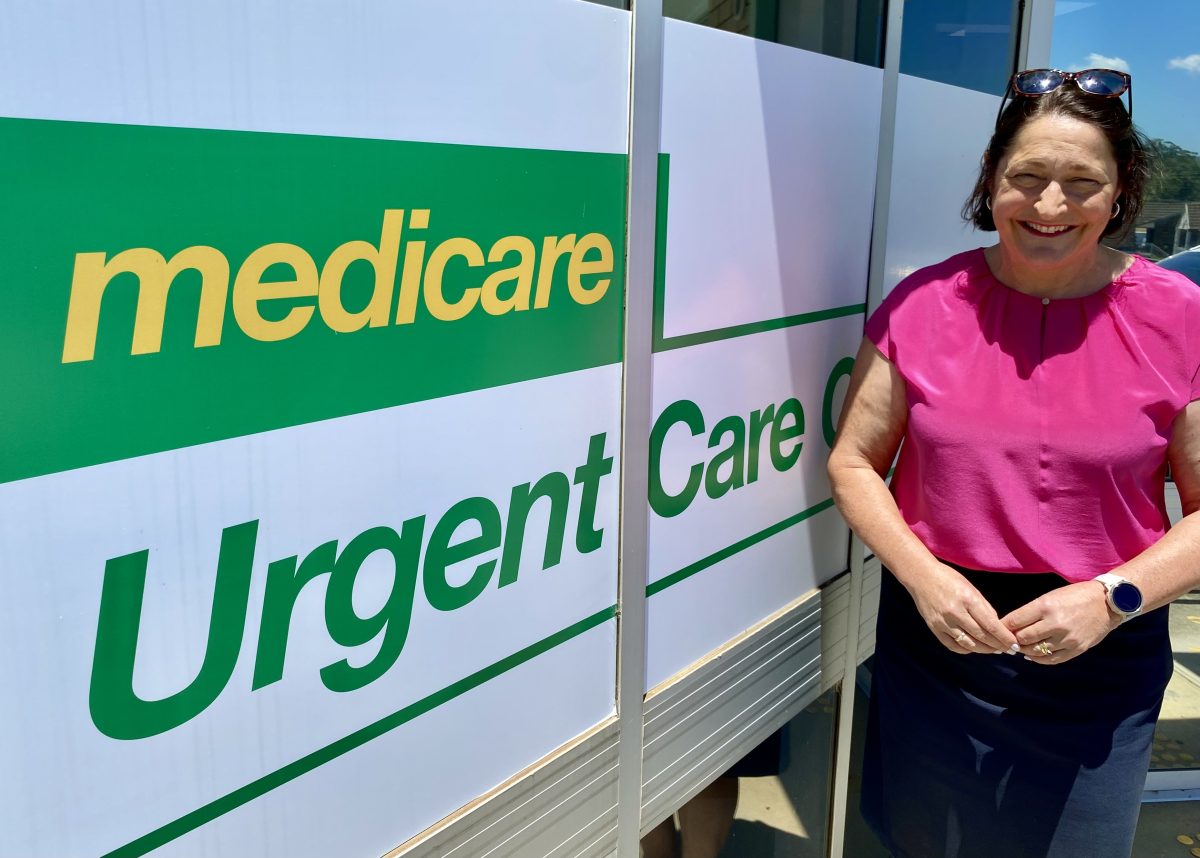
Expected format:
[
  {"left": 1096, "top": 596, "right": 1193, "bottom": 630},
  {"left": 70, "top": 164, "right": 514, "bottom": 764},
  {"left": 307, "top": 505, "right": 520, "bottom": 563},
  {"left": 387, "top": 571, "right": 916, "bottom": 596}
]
[{"left": 863, "top": 565, "right": 1173, "bottom": 858}]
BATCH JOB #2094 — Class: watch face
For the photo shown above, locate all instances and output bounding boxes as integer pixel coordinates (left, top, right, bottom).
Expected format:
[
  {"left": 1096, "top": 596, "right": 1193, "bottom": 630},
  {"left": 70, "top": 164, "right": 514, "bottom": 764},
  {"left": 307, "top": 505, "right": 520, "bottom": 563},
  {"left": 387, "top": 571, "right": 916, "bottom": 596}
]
[{"left": 1111, "top": 581, "right": 1143, "bottom": 614}]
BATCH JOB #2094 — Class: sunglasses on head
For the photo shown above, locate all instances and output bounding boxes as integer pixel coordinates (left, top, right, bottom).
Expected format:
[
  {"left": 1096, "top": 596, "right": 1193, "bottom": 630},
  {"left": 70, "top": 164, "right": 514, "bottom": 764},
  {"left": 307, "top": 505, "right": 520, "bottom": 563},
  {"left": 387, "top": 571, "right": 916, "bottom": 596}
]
[{"left": 995, "top": 68, "right": 1133, "bottom": 126}]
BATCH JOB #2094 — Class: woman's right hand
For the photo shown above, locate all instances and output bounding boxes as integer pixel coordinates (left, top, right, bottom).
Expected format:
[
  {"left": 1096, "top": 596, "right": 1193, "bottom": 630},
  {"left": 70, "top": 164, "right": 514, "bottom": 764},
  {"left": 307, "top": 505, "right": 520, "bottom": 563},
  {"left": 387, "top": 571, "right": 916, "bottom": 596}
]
[{"left": 902, "top": 562, "right": 1020, "bottom": 655}]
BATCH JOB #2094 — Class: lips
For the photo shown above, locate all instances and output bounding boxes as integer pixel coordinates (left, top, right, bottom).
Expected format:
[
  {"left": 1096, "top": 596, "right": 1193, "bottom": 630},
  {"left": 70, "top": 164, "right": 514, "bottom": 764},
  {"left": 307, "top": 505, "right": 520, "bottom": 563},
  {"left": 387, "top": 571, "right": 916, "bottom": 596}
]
[{"left": 1019, "top": 221, "right": 1077, "bottom": 237}]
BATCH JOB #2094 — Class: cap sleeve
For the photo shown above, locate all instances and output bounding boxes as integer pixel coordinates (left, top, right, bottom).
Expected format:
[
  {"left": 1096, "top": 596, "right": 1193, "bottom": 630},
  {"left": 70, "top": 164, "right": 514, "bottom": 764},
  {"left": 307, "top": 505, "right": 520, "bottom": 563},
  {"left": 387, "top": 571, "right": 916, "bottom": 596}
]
[
  {"left": 864, "top": 273, "right": 924, "bottom": 373},
  {"left": 1180, "top": 273, "right": 1200, "bottom": 401},
  {"left": 1190, "top": 300, "right": 1200, "bottom": 401},
  {"left": 864, "top": 294, "right": 893, "bottom": 357}
]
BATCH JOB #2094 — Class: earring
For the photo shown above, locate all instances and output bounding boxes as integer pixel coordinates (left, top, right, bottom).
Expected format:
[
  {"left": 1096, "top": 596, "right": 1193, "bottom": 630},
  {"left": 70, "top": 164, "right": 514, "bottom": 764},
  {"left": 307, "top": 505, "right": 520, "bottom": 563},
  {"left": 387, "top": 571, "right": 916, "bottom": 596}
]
[
  {"left": 985, "top": 196, "right": 992, "bottom": 211},
  {"left": 1110, "top": 201, "right": 1121, "bottom": 219}
]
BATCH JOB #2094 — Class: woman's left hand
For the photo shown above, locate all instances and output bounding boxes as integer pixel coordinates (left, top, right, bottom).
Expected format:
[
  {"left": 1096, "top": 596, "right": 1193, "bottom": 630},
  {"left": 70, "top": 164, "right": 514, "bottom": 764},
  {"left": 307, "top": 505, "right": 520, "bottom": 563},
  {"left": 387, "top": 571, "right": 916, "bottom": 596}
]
[{"left": 999, "top": 581, "right": 1121, "bottom": 664}]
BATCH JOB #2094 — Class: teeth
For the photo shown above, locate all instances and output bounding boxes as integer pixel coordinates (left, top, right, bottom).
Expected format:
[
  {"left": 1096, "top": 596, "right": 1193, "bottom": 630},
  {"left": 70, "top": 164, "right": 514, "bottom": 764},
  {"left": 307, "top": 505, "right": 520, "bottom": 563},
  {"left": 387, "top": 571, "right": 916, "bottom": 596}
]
[{"left": 1026, "top": 222, "right": 1072, "bottom": 234}]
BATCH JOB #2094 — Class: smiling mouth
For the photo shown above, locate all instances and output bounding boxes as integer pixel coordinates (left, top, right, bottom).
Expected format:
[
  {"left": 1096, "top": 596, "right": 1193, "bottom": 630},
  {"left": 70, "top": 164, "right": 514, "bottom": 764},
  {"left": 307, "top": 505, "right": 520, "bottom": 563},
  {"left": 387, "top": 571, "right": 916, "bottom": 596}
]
[{"left": 1019, "top": 221, "right": 1077, "bottom": 237}]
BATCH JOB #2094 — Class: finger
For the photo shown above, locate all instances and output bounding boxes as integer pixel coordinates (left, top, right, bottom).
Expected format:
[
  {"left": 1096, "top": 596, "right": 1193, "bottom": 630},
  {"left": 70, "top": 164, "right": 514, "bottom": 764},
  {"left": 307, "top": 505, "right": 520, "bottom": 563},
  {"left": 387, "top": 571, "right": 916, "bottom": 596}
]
[
  {"left": 947, "top": 627, "right": 978, "bottom": 649},
  {"left": 1019, "top": 634, "right": 1073, "bottom": 661},
  {"left": 939, "top": 629, "right": 978, "bottom": 654},
  {"left": 1010, "top": 619, "right": 1058, "bottom": 649},
  {"left": 963, "top": 603, "right": 1020, "bottom": 651},
  {"left": 1023, "top": 644, "right": 1076, "bottom": 664},
  {"left": 999, "top": 598, "right": 1046, "bottom": 632},
  {"left": 1020, "top": 642, "right": 1055, "bottom": 660},
  {"left": 951, "top": 615, "right": 1006, "bottom": 653}
]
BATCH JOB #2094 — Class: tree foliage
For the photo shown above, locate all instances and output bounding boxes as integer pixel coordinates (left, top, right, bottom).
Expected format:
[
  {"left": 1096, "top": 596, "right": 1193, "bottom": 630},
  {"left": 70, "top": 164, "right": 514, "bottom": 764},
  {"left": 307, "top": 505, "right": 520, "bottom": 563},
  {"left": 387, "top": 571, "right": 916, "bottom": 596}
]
[{"left": 1146, "top": 138, "right": 1200, "bottom": 201}]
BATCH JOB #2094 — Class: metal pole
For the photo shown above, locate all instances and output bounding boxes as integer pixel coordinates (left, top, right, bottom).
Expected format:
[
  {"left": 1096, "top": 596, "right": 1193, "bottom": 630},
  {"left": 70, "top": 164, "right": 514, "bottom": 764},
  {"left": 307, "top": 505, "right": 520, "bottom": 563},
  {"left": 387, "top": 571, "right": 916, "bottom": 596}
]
[
  {"left": 1019, "top": 0, "right": 1055, "bottom": 71},
  {"left": 615, "top": 1, "right": 663, "bottom": 855},
  {"left": 827, "top": 1, "right": 904, "bottom": 855}
]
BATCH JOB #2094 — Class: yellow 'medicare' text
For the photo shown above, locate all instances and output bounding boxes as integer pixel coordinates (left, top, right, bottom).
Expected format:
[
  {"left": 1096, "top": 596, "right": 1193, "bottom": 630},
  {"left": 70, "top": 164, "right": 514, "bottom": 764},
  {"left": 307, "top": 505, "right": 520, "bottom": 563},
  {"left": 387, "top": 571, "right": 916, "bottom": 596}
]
[{"left": 61, "top": 209, "right": 615, "bottom": 363}]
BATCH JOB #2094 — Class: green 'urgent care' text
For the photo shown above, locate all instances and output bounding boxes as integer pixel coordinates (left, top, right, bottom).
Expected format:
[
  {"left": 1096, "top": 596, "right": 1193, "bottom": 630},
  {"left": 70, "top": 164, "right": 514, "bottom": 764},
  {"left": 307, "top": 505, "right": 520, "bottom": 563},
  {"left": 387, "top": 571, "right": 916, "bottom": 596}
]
[
  {"left": 648, "top": 357, "right": 856, "bottom": 518},
  {"left": 89, "top": 434, "right": 614, "bottom": 740},
  {"left": 86, "top": 358, "right": 855, "bottom": 741}
]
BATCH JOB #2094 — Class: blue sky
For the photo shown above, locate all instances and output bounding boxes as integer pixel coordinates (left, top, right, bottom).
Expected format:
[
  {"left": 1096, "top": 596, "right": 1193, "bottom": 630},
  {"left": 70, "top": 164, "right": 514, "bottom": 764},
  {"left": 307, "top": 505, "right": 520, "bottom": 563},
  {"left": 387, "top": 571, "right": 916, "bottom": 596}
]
[{"left": 1051, "top": 0, "right": 1200, "bottom": 152}]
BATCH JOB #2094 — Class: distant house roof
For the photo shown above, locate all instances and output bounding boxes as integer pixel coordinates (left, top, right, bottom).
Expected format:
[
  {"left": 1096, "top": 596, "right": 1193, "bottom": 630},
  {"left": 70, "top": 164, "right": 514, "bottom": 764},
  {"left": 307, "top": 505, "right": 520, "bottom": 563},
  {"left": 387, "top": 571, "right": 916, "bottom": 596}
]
[
  {"left": 1106, "top": 201, "right": 1200, "bottom": 255},
  {"left": 1135, "top": 200, "right": 1200, "bottom": 228},
  {"left": 1188, "top": 202, "right": 1200, "bottom": 230}
]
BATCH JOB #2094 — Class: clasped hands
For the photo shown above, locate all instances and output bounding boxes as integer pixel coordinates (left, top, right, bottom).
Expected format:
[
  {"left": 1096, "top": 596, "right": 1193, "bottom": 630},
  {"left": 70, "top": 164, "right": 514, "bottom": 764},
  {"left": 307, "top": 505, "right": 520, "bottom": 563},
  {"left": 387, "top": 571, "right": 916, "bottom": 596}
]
[{"left": 908, "top": 562, "right": 1121, "bottom": 664}]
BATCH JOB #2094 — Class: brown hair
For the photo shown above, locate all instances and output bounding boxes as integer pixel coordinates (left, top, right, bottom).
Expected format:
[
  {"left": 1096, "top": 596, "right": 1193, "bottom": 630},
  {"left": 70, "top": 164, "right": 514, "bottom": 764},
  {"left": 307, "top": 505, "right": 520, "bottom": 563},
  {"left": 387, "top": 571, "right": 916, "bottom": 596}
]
[{"left": 962, "top": 85, "right": 1149, "bottom": 238}]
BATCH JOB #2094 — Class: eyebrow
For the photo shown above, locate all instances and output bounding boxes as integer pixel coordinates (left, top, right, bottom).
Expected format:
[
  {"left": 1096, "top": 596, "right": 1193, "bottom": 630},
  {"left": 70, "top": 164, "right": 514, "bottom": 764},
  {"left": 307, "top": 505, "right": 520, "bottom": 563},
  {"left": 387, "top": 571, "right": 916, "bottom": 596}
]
[{"left": 1006, "top": 158, "right": 1107, "bottom": 175}]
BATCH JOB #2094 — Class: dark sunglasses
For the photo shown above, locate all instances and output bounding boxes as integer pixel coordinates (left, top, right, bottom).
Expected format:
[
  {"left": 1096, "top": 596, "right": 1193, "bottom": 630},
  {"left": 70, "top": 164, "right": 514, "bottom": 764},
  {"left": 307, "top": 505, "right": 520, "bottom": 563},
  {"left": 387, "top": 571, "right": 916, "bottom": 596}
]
[{"left": 995, "top": 68, "right": 1133, "bottom": 126}]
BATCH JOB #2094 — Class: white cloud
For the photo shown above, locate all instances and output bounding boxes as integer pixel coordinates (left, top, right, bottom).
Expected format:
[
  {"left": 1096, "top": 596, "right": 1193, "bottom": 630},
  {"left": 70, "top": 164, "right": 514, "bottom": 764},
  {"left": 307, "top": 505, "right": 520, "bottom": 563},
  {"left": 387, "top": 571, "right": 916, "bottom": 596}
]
[
  {"left": 1071, "top": 53, "right": 1130, "bottom": 72},
  {"left": 1168, "top": 54, "right": 1200, "bottom": 75}
]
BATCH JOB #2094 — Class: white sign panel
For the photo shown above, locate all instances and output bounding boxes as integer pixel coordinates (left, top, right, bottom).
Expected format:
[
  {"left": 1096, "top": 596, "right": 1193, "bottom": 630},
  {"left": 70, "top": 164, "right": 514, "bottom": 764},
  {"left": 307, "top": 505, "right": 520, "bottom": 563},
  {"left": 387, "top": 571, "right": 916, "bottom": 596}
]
[
  {"left": 646, "top": 20, "right": 881, "bottom": 689},
  {"left": 0, "top": 1, "right": 630, "bottom": 855},
  {"left": 658, "top": 20, "right": 883, "bottom": 340}
]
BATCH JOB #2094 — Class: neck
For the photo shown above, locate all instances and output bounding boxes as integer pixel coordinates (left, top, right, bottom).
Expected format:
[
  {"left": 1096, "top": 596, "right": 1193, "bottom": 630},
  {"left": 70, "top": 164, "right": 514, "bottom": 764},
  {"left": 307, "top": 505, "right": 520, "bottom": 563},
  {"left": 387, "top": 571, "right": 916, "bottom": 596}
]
[{"left": 984, "top": 244, "right": 1127, "bottom": 299}]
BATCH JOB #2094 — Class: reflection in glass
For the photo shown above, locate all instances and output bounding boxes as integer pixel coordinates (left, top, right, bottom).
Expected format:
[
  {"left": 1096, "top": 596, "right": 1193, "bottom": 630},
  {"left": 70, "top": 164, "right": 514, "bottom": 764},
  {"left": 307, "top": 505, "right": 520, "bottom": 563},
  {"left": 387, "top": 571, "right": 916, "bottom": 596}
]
[
  {"left": 643, "top": 689, "right": 839, "bottom": 858},
  {"left": 663, "top": 0, "right": 885, "bottom": 67},
  {"left": 898, "top": 0, "right": 1017, "bottom": 95}
]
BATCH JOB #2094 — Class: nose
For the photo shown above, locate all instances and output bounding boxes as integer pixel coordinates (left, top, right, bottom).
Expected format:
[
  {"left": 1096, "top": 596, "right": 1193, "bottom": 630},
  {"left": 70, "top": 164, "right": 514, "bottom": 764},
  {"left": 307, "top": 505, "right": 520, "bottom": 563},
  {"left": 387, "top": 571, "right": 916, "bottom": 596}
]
[{"left": 1034, "top": 181, "right": 1069, "bottom": 219}]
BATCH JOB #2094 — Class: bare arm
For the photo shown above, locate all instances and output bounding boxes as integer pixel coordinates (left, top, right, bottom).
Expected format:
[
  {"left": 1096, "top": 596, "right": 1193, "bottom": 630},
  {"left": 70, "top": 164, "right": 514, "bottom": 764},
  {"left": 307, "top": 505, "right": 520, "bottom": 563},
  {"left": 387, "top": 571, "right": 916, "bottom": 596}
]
[
  {"left": 828, "top": 338, "right": 1019, "bottom": 653},
  {"left": 827, "top": 339, "right": 933, "bottom": 579},
  {"left": 1110, "top": 399, "right": 1200, "bottom": 608}
]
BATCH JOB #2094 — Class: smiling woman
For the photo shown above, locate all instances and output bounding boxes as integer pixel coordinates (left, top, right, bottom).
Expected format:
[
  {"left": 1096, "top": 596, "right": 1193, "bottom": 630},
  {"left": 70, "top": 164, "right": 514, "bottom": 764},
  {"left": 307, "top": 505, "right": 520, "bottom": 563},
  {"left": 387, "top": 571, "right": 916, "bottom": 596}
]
[{"left": 828, "top": 72, "right": 1200, "bottom": 858}]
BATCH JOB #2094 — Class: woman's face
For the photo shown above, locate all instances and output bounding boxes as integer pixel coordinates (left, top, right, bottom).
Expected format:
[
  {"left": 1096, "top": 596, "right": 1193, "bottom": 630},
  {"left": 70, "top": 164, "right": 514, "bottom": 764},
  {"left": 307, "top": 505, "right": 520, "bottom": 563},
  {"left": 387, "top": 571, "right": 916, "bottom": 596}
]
[{"left": 990, "top": 113, "right": 1121, "bottom": 272}]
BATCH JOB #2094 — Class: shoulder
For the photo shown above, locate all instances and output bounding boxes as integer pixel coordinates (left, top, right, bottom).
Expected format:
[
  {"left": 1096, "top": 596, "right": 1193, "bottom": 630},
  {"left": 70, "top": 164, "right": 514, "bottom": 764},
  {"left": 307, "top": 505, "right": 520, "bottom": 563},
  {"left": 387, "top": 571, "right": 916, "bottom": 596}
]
[
  {"left": 1122, "top": 253, "right": 1199, "bottom": 295},
  {"left": 1114, "top": 256, "right": 1200, "bottom": 386},
  {"left": 866, "top": 249, "right": 981, "bottom": 356},
  {"left": 882, "top": 248, "right": 983, "bottom": 309},
  {"left": 1116, "top": 255, "right": 1200, "bottom": 327}
]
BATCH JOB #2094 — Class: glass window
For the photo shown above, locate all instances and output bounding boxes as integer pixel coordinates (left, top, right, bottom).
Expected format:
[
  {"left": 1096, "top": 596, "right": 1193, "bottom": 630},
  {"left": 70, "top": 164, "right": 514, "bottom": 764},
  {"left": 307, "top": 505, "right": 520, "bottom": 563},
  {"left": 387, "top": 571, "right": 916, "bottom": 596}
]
[
  {"left": 1051, "top": 0, "right": 1200, "bottom": 264},
  {"left": 899, "top": 0, "right": 1019, "bottom": 95},
  {"left": 664, "top": 0, "right": 886, "bottom": 67}
]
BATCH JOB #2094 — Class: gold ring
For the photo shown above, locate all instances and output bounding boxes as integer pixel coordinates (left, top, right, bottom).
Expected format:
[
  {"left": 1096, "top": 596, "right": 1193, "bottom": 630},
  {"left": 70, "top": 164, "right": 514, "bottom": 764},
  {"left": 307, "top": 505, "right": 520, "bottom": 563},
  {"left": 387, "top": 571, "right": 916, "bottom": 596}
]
[
  {"left": 1034, "top": 641, "right": 1053, "bottom": 656},
  {"left": 954, "top": 631, "right": 969, "bottom": 644}
]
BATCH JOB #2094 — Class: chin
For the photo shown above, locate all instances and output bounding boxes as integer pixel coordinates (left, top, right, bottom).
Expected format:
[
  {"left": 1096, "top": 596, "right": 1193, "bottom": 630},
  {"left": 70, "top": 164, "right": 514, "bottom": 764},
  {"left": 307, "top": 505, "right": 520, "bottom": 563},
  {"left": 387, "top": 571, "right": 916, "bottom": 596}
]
[
  {"left": 1015, "top": 247, "right": 1086, "bottom": 270},
  {"left": 1001, "top": 227, "right": 1095, "bottom": 267}
]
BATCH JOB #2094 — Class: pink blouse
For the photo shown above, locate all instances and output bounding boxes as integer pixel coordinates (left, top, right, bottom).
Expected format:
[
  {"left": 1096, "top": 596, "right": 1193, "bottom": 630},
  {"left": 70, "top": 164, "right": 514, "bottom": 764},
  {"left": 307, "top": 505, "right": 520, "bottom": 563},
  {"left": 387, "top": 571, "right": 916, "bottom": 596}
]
[{"left": 866, "top": 248, "right": 1200, "bottom": 582}]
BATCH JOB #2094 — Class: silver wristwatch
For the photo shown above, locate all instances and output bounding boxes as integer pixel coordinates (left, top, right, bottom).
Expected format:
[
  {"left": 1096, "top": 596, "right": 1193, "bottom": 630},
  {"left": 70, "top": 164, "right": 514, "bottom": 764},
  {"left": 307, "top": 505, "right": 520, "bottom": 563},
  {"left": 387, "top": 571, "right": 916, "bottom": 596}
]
[{"left": 1094, "top": 573, "right": 1144, "bottom": 622}]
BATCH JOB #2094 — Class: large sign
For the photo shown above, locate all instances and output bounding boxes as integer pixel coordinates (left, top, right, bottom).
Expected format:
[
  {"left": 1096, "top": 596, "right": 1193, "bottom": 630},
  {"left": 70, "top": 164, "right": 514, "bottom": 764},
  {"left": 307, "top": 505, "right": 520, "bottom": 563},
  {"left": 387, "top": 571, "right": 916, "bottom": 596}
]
[{"left": 0, "top": 1, "right": 630, "bottom": 856}]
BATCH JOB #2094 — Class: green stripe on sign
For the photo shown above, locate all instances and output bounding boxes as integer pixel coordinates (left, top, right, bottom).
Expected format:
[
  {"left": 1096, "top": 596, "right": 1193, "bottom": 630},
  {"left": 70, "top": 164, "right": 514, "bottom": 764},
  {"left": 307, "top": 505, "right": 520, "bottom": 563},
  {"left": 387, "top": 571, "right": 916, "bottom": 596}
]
[
  {"left": 656, "top": 304, "right": 866, "bottom": 352},
  {"left": 0, "top": 119, "right": 626, "bottom": 484},
  {"left": 646, "top": 497, "right": 836, "bottom": 596},
  {"left": 101, "top": 603, "right": 617, "bottom": 858}
]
